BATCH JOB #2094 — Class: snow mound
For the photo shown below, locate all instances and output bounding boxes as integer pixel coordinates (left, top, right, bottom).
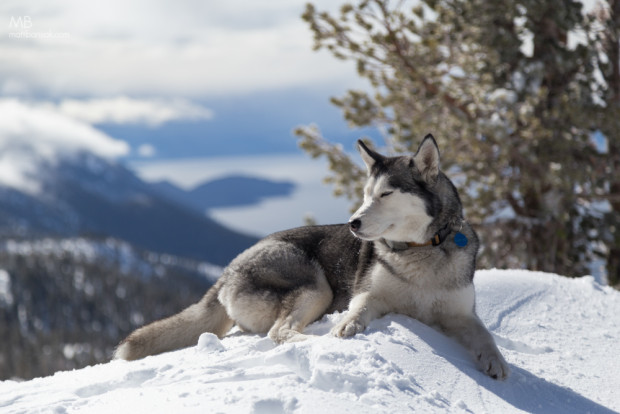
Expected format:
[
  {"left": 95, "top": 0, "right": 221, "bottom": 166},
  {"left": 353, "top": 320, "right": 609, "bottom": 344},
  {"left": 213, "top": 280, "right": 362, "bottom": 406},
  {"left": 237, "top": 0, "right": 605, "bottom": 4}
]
[{"left": 2, "top": 269, "right": 619, "bottom": 413}]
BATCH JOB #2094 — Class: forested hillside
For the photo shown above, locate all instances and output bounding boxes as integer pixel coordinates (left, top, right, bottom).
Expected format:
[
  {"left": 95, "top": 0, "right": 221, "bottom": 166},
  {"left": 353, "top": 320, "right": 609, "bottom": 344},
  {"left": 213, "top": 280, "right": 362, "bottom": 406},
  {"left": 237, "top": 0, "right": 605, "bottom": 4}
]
[{"left": 0, "top": 238, "right": 217, "bottom": 380}]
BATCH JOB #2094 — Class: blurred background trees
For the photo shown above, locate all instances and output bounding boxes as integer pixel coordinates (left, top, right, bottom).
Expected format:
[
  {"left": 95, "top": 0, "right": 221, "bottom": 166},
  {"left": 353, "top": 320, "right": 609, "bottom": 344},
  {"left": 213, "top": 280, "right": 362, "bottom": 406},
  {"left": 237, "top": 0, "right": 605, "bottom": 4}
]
[
  {"left": 0, "top": 238, "right": 212, "bottom": 380},
  {"left": 296, "top": 0, "right": 620, "bottom": 284}
]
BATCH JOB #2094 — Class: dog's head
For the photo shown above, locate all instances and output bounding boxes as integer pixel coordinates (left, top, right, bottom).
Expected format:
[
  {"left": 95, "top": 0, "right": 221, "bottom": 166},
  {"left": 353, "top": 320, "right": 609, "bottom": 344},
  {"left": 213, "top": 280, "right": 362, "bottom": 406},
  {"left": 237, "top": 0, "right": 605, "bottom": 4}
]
[{"left": 349, "top": 135, "right": 443, "bottom": 243}]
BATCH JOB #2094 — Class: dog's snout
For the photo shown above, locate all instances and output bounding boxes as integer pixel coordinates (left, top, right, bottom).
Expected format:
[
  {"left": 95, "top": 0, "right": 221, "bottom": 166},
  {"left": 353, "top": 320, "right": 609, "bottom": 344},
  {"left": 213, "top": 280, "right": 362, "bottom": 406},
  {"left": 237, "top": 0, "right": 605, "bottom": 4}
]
[{"left": 349, "top": 219, "right": 362, "bottom": 232}]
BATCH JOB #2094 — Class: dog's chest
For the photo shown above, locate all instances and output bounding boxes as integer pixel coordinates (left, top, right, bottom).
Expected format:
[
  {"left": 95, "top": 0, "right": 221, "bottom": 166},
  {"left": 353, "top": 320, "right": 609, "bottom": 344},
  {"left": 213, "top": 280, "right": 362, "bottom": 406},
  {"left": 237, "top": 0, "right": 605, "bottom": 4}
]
[{"left": 366, "top": 257, "right": 474, "bottom": 324}]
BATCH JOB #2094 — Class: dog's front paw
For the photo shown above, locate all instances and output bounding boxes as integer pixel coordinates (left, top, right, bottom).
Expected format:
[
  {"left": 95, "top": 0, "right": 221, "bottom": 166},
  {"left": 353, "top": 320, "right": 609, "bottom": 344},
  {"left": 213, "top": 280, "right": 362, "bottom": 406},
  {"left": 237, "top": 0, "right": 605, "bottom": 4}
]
[
  {"left": 476, "top": 348, "right": 510, "bottom": 380},
  {"left": 331, "top": 318, "right": 366, "bottom": 338}
]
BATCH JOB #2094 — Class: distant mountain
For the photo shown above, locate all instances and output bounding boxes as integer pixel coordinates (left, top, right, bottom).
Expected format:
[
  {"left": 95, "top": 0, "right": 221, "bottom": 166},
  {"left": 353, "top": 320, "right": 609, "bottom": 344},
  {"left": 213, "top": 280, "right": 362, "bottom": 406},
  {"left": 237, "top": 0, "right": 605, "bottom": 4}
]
[
  {"left": 0, "top": 151, "right": 258, "bottom": 266},
  {"left": 151, "top": 175, "right": 295, "bottom": 211}
]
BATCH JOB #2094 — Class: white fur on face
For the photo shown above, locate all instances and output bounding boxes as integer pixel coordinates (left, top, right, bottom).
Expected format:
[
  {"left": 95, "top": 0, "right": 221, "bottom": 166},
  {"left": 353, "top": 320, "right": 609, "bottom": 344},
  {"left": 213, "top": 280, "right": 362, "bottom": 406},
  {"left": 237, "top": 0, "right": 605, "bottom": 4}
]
[{"left": 350, "top": 175, "right": 433, "bottom": 243}]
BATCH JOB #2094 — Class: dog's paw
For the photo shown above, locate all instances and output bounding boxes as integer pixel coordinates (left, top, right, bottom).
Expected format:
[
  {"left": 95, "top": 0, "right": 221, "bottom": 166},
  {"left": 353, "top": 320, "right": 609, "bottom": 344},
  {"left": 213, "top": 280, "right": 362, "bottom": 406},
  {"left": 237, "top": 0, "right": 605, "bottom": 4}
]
[
  {"left": 476, "top": 348, "right": 510, "bottom": 380},
  {"left": 331, "top": 318, "right": 366, "bottom": 338}
]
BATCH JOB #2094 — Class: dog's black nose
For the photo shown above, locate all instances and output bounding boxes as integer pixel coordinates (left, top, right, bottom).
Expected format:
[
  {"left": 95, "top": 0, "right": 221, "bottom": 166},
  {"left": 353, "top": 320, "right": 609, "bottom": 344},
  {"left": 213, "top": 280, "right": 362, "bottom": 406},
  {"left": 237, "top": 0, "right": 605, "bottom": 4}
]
[{"left": 349, "top": 219, "right": 361, "bottom": 232}]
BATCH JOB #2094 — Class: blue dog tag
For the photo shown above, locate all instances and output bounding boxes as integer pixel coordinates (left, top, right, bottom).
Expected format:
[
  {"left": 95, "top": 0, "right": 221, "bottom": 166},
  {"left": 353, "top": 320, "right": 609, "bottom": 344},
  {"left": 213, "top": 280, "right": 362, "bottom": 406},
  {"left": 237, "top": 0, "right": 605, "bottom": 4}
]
[{"left": 454, "top": 232, "right": 468, "bottom": 247}]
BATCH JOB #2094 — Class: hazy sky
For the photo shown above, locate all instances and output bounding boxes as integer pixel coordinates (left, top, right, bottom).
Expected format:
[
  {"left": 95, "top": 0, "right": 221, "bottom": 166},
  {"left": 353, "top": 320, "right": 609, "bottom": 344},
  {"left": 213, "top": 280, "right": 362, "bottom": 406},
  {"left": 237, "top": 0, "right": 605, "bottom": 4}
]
[
  {"left": 0, "top": 1, "right": 370, "bottom": 162},
  {"left": 1, "top": 0, "right": 353, "bottom": 98}
]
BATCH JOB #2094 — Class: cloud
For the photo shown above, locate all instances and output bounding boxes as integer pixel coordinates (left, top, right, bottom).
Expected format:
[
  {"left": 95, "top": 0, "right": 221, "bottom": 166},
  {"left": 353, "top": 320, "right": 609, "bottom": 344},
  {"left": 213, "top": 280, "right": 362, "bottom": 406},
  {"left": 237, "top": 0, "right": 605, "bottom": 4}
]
[
  {"left": 47, "top": 97, "right": 214, "bottom": 127},
  {"left": 0, "top": 98, "right": 129, "bottom": 194},
  {"left": 137, "top": 144, "right": 156, "bottom": 158},
  {"left": 0, "top": 0, "right": 355, "bottom": 98}
]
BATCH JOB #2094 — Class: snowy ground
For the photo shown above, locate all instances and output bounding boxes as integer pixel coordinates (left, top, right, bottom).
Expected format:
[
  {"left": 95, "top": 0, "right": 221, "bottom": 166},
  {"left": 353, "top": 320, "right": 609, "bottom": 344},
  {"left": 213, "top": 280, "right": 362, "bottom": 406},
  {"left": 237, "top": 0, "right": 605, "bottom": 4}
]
[{"left": 1, "top": 269, "right": 619, "bottom": 413}]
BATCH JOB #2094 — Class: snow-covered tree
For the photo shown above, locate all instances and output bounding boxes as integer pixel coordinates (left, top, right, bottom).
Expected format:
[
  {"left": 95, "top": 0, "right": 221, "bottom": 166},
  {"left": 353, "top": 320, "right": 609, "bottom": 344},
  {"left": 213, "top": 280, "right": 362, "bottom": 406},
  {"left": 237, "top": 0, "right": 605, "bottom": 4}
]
[{"left": 296, "top": 0, "right": 619, "bottom": 281}]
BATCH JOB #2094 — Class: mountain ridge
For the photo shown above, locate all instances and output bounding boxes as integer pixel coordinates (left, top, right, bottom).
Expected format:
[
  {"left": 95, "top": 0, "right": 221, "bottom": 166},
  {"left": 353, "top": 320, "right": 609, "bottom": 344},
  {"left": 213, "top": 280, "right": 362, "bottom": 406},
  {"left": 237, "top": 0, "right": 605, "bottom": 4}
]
[
  {"left": 150, "top": 175, "right": 295, "bottom": 211},
  {"left": 0, "top": 150, "right": 260, "bottom": 266}
]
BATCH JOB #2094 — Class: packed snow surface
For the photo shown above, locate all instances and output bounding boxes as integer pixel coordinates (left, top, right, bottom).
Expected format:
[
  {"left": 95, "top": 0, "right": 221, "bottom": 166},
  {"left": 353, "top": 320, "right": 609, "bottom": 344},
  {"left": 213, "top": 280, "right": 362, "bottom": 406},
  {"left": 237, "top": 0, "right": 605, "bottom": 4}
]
[{"left": 2, "top": 269, "right": 619, "bottom": 413}]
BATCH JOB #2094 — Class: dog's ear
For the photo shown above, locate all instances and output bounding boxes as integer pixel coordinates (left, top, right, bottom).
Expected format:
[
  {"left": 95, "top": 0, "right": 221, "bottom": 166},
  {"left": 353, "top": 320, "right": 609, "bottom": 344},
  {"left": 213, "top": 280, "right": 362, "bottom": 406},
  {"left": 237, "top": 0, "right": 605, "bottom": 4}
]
[
  {"left": 414, "top": 134, "right": 440, "bottom": 185},
  {"left": 357, "top": 140, "right": 383, "bottom": 172}
]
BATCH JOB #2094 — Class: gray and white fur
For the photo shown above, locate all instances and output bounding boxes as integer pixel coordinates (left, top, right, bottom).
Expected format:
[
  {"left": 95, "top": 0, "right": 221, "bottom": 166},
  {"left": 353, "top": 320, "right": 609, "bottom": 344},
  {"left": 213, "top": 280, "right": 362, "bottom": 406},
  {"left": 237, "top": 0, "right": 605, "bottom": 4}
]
[{"left": 114, "top": 134, "right": 509, "bottom": 380}]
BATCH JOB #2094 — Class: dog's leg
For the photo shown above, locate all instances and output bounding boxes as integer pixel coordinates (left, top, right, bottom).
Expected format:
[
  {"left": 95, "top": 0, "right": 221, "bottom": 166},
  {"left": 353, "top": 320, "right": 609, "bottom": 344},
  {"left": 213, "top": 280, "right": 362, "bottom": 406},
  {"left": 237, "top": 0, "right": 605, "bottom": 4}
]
[
  {"left": 331, "top": 292, "right": 386, "bottom": 338},
  {"left": 268, "top": 272, "right": 333, "bottom": 344},
  {"left": 438, "top": 314, "right": 510, "bottom": 380}
]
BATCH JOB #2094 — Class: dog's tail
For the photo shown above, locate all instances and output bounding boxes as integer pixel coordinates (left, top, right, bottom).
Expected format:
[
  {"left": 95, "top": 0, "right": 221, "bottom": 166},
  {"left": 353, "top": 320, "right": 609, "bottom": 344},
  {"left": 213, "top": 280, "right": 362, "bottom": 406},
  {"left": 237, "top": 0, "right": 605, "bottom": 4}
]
[{"left": 113, "top": 278, "right": 233, "bottom": 361}]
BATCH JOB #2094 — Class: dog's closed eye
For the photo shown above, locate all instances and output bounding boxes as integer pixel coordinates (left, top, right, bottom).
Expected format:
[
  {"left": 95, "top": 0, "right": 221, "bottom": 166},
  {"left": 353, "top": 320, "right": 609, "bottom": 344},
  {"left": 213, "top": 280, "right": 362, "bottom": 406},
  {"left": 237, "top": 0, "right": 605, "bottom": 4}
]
[{"left": 380, "top": 191, "right": 393, "bottom": 198}]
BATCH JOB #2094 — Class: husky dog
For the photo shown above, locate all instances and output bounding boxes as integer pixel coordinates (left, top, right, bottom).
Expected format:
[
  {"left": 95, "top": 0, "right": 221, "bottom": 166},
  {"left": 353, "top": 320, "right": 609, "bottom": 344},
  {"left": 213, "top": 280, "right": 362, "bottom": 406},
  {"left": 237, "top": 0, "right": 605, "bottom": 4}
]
[{"left": 114, "top": 134, "right": 509, "bottom": 380}]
